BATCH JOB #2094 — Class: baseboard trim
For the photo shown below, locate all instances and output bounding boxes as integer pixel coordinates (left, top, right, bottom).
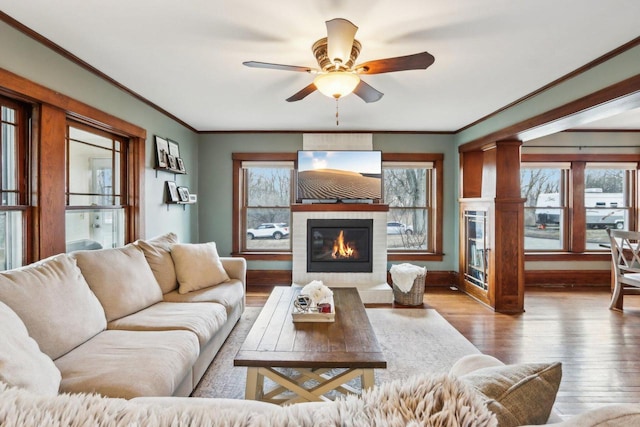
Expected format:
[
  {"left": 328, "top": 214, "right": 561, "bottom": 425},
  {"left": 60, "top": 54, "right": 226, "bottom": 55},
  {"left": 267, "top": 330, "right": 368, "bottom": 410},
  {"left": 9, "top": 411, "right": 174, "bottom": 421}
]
[{"left": 247, "top": 270, "right": 457, "bottom": 288}]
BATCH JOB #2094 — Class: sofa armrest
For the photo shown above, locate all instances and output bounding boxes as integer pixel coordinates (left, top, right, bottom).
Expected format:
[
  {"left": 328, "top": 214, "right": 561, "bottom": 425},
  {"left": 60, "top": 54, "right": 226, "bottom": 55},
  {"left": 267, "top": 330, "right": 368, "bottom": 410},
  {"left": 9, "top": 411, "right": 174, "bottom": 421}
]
[{"left": 220, "top": 257, "right": 246, "bottom": 288}]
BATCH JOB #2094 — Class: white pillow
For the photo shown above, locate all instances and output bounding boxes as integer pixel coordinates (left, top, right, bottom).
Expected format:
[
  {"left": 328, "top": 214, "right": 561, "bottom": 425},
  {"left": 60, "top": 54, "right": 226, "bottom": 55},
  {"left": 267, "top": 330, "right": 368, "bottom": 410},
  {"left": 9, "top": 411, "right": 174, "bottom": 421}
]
[
  {"left": 0, "top": 301, "right": 61, "bottom": 395},
  {"left": 171, "top": 242, "right": 230, "bottom": 294}
]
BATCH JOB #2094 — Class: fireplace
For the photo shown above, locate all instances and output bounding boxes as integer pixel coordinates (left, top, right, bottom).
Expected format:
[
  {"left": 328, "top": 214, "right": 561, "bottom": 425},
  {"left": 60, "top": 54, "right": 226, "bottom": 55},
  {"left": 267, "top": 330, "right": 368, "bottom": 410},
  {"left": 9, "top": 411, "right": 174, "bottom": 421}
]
[{"left": 307, "top": 219, "right": 373, "bottom": 273}]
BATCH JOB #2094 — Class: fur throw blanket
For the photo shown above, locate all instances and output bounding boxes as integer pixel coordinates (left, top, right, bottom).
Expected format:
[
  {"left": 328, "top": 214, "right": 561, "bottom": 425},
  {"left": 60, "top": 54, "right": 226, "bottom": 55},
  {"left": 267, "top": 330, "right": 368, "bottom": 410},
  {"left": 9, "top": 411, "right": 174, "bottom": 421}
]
[{"left": 0, "top": 373, "right": 496, "bottom": 427}]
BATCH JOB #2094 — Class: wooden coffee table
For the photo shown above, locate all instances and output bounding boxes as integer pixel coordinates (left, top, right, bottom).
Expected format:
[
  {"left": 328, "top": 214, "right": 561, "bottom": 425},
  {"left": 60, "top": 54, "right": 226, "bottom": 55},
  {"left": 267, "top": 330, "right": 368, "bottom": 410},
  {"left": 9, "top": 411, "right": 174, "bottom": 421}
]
[{"left": 234, "top": 286, "right": 386, "bottom": 405}]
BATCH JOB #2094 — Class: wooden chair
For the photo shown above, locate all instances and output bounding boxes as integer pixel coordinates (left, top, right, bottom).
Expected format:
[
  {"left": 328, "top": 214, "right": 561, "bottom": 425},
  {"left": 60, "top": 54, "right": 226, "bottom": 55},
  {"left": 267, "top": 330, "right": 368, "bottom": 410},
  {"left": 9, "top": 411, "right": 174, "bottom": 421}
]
[{"left": 607, "top": 229, "right": 640, "bottom": 310}]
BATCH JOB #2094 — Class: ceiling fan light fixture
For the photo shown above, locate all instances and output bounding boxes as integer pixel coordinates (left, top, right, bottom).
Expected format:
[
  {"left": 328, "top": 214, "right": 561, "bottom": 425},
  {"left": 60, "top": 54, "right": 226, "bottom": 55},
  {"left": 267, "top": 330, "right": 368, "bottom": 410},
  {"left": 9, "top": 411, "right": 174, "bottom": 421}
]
[
  {"left": 325, "top": 18, "right": 358, "bottom": 65},
  {"left": 313, "top": 71, "right": 360, "bottom": 99}
]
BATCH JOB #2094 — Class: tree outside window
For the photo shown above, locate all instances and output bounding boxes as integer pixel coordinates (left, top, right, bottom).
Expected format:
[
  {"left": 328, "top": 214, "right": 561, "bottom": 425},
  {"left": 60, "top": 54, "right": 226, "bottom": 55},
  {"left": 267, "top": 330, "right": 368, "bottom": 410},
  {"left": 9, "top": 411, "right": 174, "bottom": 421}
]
[
  {"left": 243, "top": 165, "right": 292, "bottom": 251},
  {"left": 384, "top": 166, "right": 430, "bottom": 251}
]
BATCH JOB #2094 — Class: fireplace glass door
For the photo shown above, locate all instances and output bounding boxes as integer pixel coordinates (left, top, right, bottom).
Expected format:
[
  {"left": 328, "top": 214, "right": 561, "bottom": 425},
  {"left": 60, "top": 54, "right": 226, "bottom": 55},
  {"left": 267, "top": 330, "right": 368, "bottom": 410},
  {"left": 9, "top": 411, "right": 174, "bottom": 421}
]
[{"left": 307, "top": 219, "right": 373, "bottom": 273}]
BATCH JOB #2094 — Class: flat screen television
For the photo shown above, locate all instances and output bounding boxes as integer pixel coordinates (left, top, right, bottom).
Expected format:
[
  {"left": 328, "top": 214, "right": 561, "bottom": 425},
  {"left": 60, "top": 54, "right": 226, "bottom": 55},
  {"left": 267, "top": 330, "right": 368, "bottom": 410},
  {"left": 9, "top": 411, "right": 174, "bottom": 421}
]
[{"left": 296, "top": 150, "right": 382, "bottom": 202}]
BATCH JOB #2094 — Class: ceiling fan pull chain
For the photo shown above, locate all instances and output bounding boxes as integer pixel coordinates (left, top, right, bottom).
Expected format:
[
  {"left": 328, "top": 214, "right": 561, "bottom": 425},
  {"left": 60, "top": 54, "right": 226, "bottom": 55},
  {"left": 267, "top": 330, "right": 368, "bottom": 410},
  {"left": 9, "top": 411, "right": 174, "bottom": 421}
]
[{"left": 335, "top": 98, "right": 340, "bottom": 126}]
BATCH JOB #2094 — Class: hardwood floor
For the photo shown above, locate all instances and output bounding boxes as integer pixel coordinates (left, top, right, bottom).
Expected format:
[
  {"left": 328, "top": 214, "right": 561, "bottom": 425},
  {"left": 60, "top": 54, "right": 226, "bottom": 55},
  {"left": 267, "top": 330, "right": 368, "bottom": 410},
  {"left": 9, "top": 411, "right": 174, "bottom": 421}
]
[{"left": 247, "top": 285, "right": 640, "bottom": 419}]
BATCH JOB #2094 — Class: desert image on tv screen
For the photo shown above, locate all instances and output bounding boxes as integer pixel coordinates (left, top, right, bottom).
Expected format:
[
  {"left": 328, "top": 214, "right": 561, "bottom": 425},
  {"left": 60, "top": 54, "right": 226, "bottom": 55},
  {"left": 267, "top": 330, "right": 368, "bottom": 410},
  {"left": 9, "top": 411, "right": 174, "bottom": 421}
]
[{"left": 297, "top": 151, "right": 381, "bottom": 200}]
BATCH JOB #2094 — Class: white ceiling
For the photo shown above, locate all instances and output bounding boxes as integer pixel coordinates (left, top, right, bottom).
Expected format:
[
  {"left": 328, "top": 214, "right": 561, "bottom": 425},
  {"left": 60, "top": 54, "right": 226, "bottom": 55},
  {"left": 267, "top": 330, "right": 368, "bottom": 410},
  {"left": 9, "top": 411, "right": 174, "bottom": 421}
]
[{"left": 1, "top": 0, "right": 639, "bottom": 132}]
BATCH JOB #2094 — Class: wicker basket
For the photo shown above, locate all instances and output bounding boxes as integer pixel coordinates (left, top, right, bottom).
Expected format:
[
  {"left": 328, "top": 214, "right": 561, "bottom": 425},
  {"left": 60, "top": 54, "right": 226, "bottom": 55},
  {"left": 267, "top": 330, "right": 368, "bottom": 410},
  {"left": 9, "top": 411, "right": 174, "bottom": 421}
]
[{"left": 393, "top": 273, "right": 426, "bottom": 306}]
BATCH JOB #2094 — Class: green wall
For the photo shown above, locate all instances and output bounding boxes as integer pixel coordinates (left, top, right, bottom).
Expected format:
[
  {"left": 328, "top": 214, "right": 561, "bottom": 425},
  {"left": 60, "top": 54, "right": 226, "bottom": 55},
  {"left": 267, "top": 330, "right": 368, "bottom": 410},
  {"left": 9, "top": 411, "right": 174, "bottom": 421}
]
[
  {"left": 197, "top": 133, "right": 459, "bottom": 272},
  {"left": 0, "top": 21, "right": 200, "bottom": 242}
]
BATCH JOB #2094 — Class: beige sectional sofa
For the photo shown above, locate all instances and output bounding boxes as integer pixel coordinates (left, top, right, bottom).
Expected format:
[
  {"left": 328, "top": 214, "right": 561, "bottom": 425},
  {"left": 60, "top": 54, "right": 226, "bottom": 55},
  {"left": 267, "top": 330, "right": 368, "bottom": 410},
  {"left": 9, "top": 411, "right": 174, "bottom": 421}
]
[{"left": 0, "top": 232, "right": 245, "bottom": 399}]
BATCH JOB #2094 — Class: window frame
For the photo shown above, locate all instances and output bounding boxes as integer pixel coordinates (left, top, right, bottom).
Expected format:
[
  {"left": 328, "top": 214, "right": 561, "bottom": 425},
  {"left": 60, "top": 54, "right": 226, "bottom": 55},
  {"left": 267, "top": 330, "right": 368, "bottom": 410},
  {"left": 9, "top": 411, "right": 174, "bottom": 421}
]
[
  {"left": 0, "top": 95, "right": 31, "bottom": 267},
  {"left": 383, "top": 153, "right": 443, "bottom": 261},
  {"left": 522, "top": 153, "right": 640, "bottom": 261},
  {"left": 232, "top": 152, "right": 443, "bottom": 261},
  {"left": 64, "top": 120, "right": 130, "bottom": 251},
  {"left": 0, "top": 69, "right": 146, "bottom": 265}
]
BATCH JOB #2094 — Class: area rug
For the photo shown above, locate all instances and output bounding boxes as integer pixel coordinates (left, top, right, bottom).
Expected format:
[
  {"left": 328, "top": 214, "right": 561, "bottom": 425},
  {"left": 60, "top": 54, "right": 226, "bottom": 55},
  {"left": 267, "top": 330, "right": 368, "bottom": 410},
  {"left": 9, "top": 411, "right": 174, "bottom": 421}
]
[{"left": 192, "top": 307, "right": 480, "bottom": 399}]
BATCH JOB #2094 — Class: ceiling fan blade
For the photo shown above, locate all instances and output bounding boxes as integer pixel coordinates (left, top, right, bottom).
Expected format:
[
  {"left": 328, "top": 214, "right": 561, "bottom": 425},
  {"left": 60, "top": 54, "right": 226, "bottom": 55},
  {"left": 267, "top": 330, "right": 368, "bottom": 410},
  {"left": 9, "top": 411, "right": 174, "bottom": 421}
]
[
  {"left": 326, "top": 18, "right": 358, "bottom": 65},
  {"left": 243, "top": 61, "right": 314, "bottom": 73},
  {"left": 353, "top": 80, "right": 384, "bottom": 103},
  {"left": 355, "top": 52, "right": 435, "bottom": 74},
  {"left": 286, "top": 83, "right": 317, "bottom": 102}
]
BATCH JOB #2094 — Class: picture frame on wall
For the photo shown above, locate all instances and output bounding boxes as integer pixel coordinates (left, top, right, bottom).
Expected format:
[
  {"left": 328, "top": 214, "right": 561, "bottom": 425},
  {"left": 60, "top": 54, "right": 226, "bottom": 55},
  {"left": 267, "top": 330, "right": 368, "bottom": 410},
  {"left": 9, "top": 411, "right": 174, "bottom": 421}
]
[
  {"left": 176, "top": 157, "right": 186, "bottom": 172},
  {"left": 177, "top": 186, "right": 190, "bottom": 202},
  {"left": 155, "top": 136, "right": 169, "bottom": 168},
  {"left": 167, "top": 154, "right": 177, "bottom": 170},
  {"left": 168, "top": 139, "right": 180, "bottom": 158},
  {"left": 166, "top": 181, "right": 180, "bottom": 202}
]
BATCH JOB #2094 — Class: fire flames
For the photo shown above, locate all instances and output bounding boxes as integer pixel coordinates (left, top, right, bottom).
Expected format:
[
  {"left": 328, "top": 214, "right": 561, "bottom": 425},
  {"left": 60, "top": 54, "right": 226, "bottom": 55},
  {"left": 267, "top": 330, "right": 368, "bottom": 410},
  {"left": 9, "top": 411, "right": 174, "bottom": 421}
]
[{"left": 331, "top": 230, "right": 358, "bottom": 259}]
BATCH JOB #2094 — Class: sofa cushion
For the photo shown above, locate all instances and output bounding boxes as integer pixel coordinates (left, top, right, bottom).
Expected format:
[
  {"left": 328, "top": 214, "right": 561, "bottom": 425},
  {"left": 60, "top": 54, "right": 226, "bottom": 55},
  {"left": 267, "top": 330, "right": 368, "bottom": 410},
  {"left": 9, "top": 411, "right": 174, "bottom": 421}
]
[
  {"left": 163, "top": 279, "right": 244, "bottom": 313},
  {"left": 73, "top": 244, "right": 163, "bottom": 321},
  {"left": 135, "top": 232, "right": 179, "bottom": 294},
  {"left": 459, "top": 361, "right": 562, "bottom": 427},
  {"left": 449, "top": 354, "right": 505, "bottom": 377},
  {"left": 0, "top": 254, "right": 107, "bottom": 360},
  {"left": 107, "top": 302, "right": 227, "bottom": 346},
  {"left": 54, "top": 329, "right": 199, "bottom": 399},
  {"left": 0, "top": 301, "right": 61, "bottom": 395},
  {"left": 171, "top": 242, "right": 230, "bottom": 294}
]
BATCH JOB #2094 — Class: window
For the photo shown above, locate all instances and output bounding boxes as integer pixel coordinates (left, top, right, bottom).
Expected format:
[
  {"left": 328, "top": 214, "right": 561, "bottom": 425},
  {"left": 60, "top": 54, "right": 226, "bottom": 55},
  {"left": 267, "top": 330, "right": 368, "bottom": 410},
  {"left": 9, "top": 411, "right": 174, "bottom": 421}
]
[
  {"left": 521, "top": 164, "right": 568, "bottom": 251},
  {"left": 0, "top": 96, "right": 29, "bottom": 269},
  {"left": 584, "top": 164, "right": 634, "bottom": 249},
  {"left": 65, "top": 122, "right": 127, "bottom": 251},
  {"left": 521, "top": 159, "right": 637, "bottom": 253},
  {"left": 383, "top": 162, "right": 431, "bottom": 251},
  {"left": 232, "top": 152, "right": 443, "bottom": 260},
  {"left": 237, "top": 157, "right": 294, "bottom": 253},
  {"left": 383, "top": 153, "right": 443, "bottom": 259}
]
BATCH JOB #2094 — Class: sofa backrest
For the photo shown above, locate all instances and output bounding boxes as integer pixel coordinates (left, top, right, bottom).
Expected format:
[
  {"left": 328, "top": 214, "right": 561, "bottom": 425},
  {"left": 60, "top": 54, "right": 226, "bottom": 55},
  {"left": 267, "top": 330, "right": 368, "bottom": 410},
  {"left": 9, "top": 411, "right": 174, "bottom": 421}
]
[
  {"left": 72, "top": 244, "right": 163, "bottom": 322},
  {"left": 0, "top": 254, "right": 107, "bottom": 360}
]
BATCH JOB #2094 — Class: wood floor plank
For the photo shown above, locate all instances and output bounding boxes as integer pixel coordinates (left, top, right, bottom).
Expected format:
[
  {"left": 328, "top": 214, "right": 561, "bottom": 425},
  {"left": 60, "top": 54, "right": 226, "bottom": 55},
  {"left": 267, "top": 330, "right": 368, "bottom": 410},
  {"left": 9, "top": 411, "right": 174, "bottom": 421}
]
[{"left": 247, "top": 285, "right": 640, "bottom": 420}]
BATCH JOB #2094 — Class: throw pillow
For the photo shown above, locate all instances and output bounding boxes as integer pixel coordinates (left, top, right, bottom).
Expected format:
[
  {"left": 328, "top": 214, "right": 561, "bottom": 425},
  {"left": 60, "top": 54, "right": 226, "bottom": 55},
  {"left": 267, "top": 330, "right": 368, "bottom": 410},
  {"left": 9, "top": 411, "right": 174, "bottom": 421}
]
[
  {"left": 458, "top": 361, "right": 562, "bottom": 427},
  {"left": 135, "top": 232, "right": 179, "bottom": 294},
  {"left": 72, "top": 244, "right": 163, "bottom": 322},
  {"left": 0, "top": 301, "right": 61, "bottom": 395},
  {"left": 0, "top": 254, "right": 107, "bottom": 360},
  {"left": 171, "top": 242, "right": 230, "bottom": 294}
]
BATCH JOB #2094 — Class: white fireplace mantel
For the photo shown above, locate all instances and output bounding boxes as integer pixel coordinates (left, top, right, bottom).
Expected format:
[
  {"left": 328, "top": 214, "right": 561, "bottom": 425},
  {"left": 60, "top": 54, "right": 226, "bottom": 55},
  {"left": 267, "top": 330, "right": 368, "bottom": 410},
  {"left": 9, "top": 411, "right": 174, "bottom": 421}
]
[{"left": 291, "top": 204, "right": 393, "bottom": 304}]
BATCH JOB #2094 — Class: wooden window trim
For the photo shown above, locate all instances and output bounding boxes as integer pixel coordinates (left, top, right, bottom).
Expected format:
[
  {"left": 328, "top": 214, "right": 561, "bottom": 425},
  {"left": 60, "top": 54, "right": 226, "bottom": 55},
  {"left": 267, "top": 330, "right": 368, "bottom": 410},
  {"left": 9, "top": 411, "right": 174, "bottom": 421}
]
[
  {"left": 232, "top": 152, "right": 444, "bottom": 262},
  {"left": 522, "top": 153, "right": 640, "bottom": 257},
  {"left": 383, "top": 153, "right": 444, "bottom": 260},
  {"left": 0, "top": 68, "right": 146, "bottom": 262}
]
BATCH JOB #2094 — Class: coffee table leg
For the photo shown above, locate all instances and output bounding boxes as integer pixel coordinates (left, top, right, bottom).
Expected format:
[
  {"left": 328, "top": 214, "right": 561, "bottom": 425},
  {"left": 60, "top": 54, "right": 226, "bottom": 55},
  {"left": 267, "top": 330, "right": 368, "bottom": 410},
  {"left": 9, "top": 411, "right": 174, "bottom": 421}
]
[
  {"left": 361, "top": 369, "right": 375, "bottom": 391},
  {"left": 245, "top": 367, "right": 260, "bottom": 400}
]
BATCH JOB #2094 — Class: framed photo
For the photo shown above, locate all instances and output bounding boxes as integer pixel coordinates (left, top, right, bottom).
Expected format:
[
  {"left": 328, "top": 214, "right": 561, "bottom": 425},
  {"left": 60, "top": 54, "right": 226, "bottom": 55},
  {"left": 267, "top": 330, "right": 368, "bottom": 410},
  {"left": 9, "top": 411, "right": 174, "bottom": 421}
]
[
  {"left": 155, "top": 136, "right": 169, "bottom": 168},
  {"left": 168, "top": 139, "right": 180, "bottom": 158},
  {"left": 167, "top": 154, "right": 177, "bottom": 170},
  {"left": 177, "top": 186, "right": 190, "bottom": 202},
  {"left": 176, "top": 157, "right": 186, "bottom": 172},
  {"left": 166, "top": 181, "right": 179, "bottom": 202}
]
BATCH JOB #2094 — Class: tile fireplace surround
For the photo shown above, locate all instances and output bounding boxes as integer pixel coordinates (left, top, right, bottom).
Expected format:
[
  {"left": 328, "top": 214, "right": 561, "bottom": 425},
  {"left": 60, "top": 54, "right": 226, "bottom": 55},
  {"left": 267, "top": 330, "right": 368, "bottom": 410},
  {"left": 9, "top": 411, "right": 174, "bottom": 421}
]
[{"left": 291, "top": 204, "right": 393, "bottom": 304}]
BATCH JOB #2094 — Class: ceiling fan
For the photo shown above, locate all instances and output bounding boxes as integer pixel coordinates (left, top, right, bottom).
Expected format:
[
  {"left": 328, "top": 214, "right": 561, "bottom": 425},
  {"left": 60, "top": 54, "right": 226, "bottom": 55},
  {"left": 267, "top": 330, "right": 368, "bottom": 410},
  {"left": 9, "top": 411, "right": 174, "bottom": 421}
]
[{"left": 243, "top": 18, "right": 435, "bottom": 104}]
